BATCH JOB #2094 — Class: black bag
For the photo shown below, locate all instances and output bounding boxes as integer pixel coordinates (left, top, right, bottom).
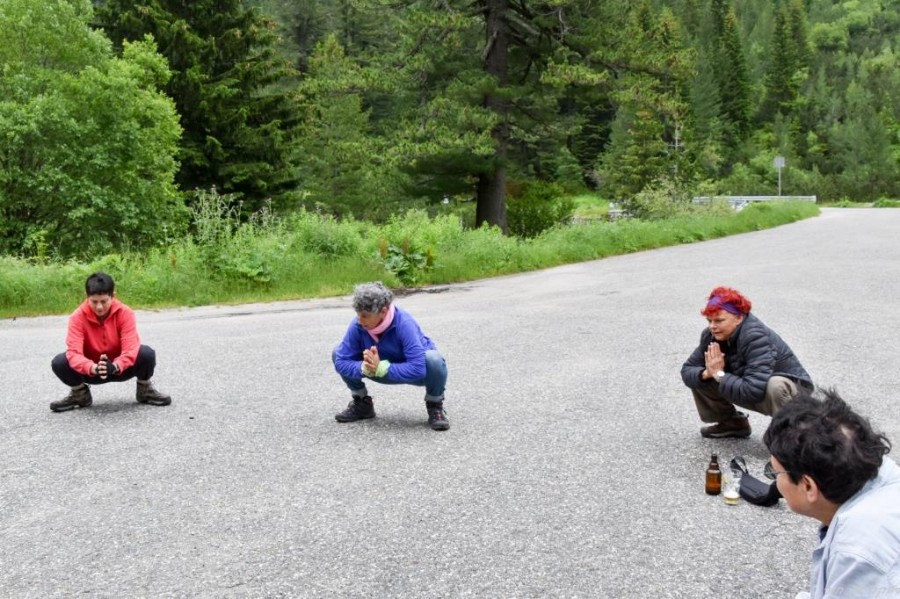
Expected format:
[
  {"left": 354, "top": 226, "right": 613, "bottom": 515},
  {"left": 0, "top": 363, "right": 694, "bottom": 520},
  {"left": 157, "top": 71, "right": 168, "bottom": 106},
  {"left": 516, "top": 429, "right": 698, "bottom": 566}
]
[{"left": 730, "top": 456, "right": 782, "bottom": 507}]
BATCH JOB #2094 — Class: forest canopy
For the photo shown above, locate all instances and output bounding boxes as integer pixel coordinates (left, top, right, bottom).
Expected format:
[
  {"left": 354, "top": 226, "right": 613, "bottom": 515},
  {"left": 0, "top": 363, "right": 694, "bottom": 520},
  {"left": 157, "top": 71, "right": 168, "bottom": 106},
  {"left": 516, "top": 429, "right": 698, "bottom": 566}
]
[{"left": 1, "top": 0, "right": 897, "bottom": 257}]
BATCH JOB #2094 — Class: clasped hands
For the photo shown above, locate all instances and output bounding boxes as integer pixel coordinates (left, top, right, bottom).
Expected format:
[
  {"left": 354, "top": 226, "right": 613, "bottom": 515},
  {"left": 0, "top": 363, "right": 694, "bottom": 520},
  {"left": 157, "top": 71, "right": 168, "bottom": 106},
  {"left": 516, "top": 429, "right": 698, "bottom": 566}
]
[
  {"left": 361, "top": 346, "right": 391, "bottom": 378},
  {"left": 362, "top": 346, "right": 380, "bottom": 375},
  {"left": 92, "top": 354, "right": 120, "bottom": 379},
  {"left": 703, "top": 342, "right": 725, "bottom": 380}
]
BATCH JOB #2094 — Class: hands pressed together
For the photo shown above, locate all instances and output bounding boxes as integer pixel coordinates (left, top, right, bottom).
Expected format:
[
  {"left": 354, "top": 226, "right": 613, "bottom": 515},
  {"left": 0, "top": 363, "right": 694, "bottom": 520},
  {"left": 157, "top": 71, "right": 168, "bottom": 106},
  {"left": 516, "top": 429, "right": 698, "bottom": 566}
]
[
  {"left": 362, "top": 346, "right": 380, "bottom": 376},
  {"left": 703, "top": 342, "right": 725, "bottom": 380}
]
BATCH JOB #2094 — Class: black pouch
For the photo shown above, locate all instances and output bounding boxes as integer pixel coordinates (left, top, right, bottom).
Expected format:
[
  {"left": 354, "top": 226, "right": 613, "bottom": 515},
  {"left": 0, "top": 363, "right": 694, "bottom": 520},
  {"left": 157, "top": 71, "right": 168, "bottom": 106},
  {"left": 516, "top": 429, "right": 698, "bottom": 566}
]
[{"left": 730, "top": 456, "right": 782, "bottom": 507}]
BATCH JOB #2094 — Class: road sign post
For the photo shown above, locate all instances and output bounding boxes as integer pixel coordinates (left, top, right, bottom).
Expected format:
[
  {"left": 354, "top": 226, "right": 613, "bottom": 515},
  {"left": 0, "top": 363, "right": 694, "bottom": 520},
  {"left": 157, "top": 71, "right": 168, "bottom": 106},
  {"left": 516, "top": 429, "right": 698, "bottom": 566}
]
[{"left": 774, "top": 155, "right": 785, "bottom": 196}]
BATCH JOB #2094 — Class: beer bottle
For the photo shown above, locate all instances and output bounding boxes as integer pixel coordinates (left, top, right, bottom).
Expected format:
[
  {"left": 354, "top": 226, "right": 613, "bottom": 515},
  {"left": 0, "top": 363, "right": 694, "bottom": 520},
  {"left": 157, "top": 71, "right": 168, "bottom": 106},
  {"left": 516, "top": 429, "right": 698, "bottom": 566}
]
[{"left": 705, "top": 453, "right": 722, "bottom": 495}]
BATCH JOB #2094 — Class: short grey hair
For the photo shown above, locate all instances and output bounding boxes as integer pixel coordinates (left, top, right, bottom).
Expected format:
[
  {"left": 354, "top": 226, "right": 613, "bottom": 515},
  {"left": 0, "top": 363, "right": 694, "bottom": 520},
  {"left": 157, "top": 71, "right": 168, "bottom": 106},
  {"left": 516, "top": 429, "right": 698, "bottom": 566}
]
[{"left": 352, "top": 282, "right": 393, "bottom": 313}]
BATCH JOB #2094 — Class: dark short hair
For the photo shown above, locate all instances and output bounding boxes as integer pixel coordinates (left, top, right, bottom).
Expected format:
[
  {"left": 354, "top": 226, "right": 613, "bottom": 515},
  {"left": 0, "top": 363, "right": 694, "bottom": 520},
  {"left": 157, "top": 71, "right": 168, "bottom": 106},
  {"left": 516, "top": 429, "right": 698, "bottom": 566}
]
[
  {"left": 763, "top": 389, "right": 891, "bottom": 504},
  {"left": 85, "top": 272, "right": 115, "bottom": 296}
]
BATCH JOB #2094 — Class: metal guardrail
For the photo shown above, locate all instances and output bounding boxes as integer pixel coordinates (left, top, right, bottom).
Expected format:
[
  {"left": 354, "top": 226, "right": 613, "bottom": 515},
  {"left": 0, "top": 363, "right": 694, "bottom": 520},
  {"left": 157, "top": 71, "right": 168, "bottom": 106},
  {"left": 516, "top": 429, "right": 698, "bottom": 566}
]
[
  {"left": 692, "top": 195, "right": 817, "bottom": 211},
  {"left": 570, "top": 209, "right": 630, "bottom": 224},
  {"left": 570, "top": 195, "right": 817, "bottom": 224}
]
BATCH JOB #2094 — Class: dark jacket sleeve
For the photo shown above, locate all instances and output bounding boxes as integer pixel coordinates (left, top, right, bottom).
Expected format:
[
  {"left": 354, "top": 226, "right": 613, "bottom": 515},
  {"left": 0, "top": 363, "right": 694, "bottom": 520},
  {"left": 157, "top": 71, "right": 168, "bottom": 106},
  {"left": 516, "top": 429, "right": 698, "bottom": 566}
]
[{"left": 719, "top": 319, "right": 776, "bottom": 405}]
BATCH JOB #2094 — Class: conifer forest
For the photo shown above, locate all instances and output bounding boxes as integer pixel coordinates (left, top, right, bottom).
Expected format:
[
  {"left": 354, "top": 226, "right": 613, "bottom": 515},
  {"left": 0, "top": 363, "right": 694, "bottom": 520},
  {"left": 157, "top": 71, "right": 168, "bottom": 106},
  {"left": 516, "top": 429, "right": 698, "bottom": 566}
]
[{"left": 1, "top": 0, "right": 897, "bottom": 256}]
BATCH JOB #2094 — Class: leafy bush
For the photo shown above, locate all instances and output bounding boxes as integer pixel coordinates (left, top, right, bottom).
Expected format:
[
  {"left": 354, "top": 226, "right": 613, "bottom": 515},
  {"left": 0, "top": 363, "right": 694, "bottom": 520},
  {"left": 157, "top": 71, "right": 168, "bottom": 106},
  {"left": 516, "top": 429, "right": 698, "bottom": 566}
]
[
  {"left": 190, "top": 188, "right": 277, "bottom": 285},
  {"left": 506, "top": 181, "right": 575, "bottom": 238},
  {"left": 873, "top": 198, "right": 900, "bottom": 208},
  {"left": 0, "top": 3, "right": 185, "bottom": 257},
  {"left": 287, "top": 210, "right": 365, "bottom": 259},
  {"left": 378, "top": 239, "right": 432, "bottom": 286},
  {"left": 626, "top": 177, "right": 730, "bottom": 220}
]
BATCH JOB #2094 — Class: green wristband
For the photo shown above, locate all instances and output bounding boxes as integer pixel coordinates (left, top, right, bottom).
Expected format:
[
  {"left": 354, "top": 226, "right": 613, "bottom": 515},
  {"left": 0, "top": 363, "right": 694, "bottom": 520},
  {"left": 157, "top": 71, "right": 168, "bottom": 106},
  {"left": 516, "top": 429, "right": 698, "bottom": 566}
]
[{"left": 375, "top": 360, "right": 391, "bottom": 378}]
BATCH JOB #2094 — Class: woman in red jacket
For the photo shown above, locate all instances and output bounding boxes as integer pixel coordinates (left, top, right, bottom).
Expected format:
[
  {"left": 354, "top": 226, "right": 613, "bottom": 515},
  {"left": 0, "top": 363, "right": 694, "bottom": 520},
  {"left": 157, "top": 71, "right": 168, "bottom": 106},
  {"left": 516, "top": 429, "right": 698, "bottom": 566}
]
[{"left": 49, "top": 272, "right": 171, "bottom": 412}]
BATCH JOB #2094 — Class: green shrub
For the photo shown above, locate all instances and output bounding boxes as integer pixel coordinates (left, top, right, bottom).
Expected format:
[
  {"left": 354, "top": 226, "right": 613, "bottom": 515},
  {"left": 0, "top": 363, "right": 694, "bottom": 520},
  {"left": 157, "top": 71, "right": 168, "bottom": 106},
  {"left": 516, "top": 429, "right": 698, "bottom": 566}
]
[
  {"left": 626, "top": 178, "right": 730, "bottom": 220},
  {"left": 873, "top": 198, "right": 900, "bottom": 208},
  {"left": 287, "top": 210, "right": 365, "bottom": 259},
  {"left": 378, "top": 239, "right": 432, "bottom": 286},
  {"left": 507, "top": 181, "right": 575, "bottom": 238}
]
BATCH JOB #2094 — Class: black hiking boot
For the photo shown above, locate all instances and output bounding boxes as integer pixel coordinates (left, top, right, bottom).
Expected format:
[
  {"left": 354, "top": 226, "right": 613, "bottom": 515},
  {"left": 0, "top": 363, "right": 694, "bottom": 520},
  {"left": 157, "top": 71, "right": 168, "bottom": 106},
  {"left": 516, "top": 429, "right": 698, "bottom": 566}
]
[
  {"left": 50, "top": 384, "right": 93, "bottom": 412},
  {"left": 136, "top": 381, "right": 172, "bottom": 406},
  {"left": 426, "top": 402, "right": 450, "bottom": 431},
  {"left": 700, "top": 412, "right": 751, "bottom": 438},
  {"left": 335, "top": 396, "right": 376, "bottom": 422}
]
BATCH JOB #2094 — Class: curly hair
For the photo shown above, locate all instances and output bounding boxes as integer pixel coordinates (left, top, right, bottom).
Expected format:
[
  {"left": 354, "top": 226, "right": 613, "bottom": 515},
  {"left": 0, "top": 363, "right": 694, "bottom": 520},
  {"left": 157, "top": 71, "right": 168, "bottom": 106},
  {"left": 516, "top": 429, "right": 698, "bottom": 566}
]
[
  {"left": 764, "top": 389, "right": 892, "bottom": 504},
  {"left": 701, "top": 286, "right": 752, "bottom": 317},
  {"left": 352, "top": 281, "right": 393, "bottom": 314}
]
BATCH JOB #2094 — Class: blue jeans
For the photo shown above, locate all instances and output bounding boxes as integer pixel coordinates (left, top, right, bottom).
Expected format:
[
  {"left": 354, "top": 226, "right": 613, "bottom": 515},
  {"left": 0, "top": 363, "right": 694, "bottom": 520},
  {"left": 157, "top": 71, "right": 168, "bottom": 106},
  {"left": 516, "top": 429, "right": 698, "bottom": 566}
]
[{"left": 332, "top": 349, "right": 447, "bottom": 403}]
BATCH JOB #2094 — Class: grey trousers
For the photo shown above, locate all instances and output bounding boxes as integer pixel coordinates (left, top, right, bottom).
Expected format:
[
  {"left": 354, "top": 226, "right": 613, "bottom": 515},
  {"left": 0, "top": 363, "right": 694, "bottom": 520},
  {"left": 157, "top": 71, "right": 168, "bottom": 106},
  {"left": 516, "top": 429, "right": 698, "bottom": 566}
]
[{"left": 692, "top": 376, "right": 800, "bottom": 422}]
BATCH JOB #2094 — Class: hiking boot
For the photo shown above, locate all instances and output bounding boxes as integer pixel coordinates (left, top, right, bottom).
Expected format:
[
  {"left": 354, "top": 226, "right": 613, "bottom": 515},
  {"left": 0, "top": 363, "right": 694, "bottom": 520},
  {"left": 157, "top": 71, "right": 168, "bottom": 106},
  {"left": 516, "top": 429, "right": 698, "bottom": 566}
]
[
  {"left": 50, "top": 384, "right": 93, "bottom": 412},
  {"left": 335, "top": 396, "right": 376, "bottom": 422},
  {"left": 426, "top": 402, "right": 450, "bottom": 431},
  {"left": 136, "top": 381, "right": 172, "bottom": 406},
  {"left": 701, "top": 413, "right": 751, "bottom": 438}
]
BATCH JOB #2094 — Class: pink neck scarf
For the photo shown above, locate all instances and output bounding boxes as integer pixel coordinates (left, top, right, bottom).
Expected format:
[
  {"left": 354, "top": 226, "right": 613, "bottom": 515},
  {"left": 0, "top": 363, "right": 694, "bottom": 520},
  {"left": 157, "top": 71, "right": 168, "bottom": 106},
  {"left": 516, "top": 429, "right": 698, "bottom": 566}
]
[{"left": 367, "top": 304, "right": 395, "bottom": 342}]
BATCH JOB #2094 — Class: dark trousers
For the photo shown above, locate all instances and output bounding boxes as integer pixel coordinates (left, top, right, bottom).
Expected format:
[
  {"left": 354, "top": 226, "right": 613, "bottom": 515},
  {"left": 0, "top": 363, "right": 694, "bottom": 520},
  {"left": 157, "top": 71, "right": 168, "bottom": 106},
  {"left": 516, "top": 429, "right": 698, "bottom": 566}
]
[{"left": 51, "top": 345, "right": 157, "bottom": 387}]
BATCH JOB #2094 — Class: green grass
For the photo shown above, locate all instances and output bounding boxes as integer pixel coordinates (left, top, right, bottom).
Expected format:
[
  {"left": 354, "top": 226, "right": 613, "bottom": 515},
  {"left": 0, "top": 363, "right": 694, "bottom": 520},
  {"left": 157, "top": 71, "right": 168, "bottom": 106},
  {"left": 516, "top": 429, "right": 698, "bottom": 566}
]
[
  {"left": 819, "top": 198, "right": 900, "bottom": 207},
  {"left": 570, "top": 193, "right": 612, "bottom": 218},
  {"left": 0, "top": 201, "right": 820, "bottom": 318}
]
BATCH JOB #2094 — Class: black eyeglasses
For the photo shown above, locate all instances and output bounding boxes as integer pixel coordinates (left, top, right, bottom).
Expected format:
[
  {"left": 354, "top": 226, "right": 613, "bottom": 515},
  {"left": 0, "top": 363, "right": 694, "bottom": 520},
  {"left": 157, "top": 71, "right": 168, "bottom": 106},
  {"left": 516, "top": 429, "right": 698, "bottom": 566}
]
[{"left": 764, "top": 461, "right": 791, "bottom": 480}]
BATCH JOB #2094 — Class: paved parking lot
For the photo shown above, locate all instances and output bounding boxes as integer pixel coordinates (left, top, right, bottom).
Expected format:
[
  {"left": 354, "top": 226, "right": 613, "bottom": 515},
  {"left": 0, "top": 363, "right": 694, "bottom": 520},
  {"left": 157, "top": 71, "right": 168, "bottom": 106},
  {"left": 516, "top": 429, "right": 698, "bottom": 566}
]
[{"left": 1, "top": 208, "right": 898, "bottom": 598}]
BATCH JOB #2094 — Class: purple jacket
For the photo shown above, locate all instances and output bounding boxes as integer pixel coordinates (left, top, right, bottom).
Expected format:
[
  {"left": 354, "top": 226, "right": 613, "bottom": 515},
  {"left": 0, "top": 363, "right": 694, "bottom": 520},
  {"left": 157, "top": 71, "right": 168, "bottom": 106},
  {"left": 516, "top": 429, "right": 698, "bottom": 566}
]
[{"left": 333, "top": 305, "right": 436, "bottom": 383}]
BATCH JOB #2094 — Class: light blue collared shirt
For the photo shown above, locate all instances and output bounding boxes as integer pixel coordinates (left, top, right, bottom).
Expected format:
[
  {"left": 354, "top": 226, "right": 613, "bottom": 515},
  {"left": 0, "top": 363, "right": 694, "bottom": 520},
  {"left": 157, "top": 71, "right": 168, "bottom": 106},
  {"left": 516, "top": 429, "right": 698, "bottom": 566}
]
[{"left": 799, "top": 457, "right": 900, "bottom": 599}]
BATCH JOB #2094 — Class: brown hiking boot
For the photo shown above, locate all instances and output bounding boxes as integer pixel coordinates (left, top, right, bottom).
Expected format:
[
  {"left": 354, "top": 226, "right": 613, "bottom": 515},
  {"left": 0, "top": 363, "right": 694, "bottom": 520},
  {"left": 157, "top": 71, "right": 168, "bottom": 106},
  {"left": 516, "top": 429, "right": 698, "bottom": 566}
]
[
  {"left": 700, "top": 413, "right": 751, "bottom": 438},
  {"left": 136, "top": 381, "right": 172, "bottom": 406},
  {"left": 50, "top": 384, "right": 93, "bottom": 412}
]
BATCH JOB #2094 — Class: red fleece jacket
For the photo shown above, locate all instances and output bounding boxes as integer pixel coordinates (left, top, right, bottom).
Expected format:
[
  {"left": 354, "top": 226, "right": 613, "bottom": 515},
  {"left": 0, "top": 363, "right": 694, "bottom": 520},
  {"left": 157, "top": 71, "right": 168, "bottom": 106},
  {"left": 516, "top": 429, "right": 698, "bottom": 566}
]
[{"left": 65, "top": 298, "right": 141, "bottom": 376}]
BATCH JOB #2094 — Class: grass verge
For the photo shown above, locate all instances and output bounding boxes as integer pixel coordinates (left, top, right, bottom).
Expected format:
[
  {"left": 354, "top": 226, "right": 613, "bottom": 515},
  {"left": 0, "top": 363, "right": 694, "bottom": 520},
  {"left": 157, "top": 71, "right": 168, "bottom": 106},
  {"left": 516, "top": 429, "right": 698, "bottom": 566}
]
[{"left": 0, "top": 201, "right": 819, "bottom": 318}]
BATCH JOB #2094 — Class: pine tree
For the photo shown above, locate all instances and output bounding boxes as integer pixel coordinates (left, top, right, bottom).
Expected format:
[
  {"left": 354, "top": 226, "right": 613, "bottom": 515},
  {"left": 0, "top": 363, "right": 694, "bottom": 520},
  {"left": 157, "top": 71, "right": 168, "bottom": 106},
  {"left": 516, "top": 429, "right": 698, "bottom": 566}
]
[
  {"left": 293, "top": 34, "right": 405, "bottom": 219},
  {"left": 717, "top": 8, "right": 753, "bottom": 141},
  {"left": 97, "top": 0, "right": 302, "bottom": 213},
  {"left": 598, "top": 107, "right": 668, "bottom": 203},
  {"left": 762, "top": 5, "right": 799, "bottom": 118}
]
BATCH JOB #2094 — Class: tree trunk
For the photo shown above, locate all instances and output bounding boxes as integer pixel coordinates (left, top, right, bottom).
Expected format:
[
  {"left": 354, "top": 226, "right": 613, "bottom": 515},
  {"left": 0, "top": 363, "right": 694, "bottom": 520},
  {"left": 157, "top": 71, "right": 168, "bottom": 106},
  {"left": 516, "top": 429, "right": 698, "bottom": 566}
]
[{"left": 475, "top": 0, "right": 509, "bottom": 233}]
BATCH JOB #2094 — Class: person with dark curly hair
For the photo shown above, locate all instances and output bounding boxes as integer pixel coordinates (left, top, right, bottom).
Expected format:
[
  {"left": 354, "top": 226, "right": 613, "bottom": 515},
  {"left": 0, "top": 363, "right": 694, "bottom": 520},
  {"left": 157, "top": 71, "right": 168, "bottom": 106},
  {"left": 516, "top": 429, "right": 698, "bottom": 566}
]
[
  {"left": 332, "top": 282, "right": 449, "bottom": 431},
  {"left": 764, "top": 390, "right": 899, "bottom": 599},
  {"left": 681, "top": 286, "right": 812, "bottom": 438}
]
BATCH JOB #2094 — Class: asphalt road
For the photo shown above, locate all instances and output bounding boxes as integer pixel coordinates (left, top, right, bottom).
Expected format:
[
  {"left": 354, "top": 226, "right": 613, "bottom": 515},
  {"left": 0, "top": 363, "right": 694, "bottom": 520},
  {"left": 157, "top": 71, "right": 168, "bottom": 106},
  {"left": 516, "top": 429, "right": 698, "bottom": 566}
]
[{"left": 1, "top": 208, "right": 898, "bottom": 598}]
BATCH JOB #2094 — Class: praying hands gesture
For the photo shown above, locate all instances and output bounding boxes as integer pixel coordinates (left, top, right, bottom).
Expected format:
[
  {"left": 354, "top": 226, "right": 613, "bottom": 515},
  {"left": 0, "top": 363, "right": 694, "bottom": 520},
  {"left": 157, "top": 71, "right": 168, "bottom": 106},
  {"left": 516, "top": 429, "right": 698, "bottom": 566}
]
[
  {"left": 362, "top": 346, "right": 380, "bottom": 374},
  {"left": 704, "top": 342, "right": 726, "bottom": 380}
]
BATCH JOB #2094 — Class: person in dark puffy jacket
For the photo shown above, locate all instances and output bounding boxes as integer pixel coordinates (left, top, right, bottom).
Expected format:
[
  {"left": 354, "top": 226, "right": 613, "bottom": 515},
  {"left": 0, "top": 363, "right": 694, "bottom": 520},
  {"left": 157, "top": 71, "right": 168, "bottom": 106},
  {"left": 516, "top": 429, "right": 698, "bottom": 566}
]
[
  {"left": 681, "top": 286, "right": 812, "bottom": 438},
  {"left": 332, "top": 282, "right": 449, "bottom": 431}
]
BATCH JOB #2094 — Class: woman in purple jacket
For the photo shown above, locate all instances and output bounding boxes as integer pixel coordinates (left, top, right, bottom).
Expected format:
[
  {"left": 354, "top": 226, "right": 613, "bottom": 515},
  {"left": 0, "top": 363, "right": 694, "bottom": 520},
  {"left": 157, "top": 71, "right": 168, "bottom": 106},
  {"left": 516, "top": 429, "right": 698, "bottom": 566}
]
[{"left": 332, "top": 282, "right": 449, "bottom": 430}]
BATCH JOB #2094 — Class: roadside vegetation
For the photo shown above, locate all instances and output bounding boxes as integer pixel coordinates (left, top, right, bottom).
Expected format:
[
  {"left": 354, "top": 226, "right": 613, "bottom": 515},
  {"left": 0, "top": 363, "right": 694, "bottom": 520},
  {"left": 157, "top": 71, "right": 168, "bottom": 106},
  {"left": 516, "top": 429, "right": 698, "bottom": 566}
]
[
  {"left": 0, "top": 194, "right": 819, "bottom": 319},
  {"left": 13, "top": 2, "right": 900, "bottom": 319}
]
